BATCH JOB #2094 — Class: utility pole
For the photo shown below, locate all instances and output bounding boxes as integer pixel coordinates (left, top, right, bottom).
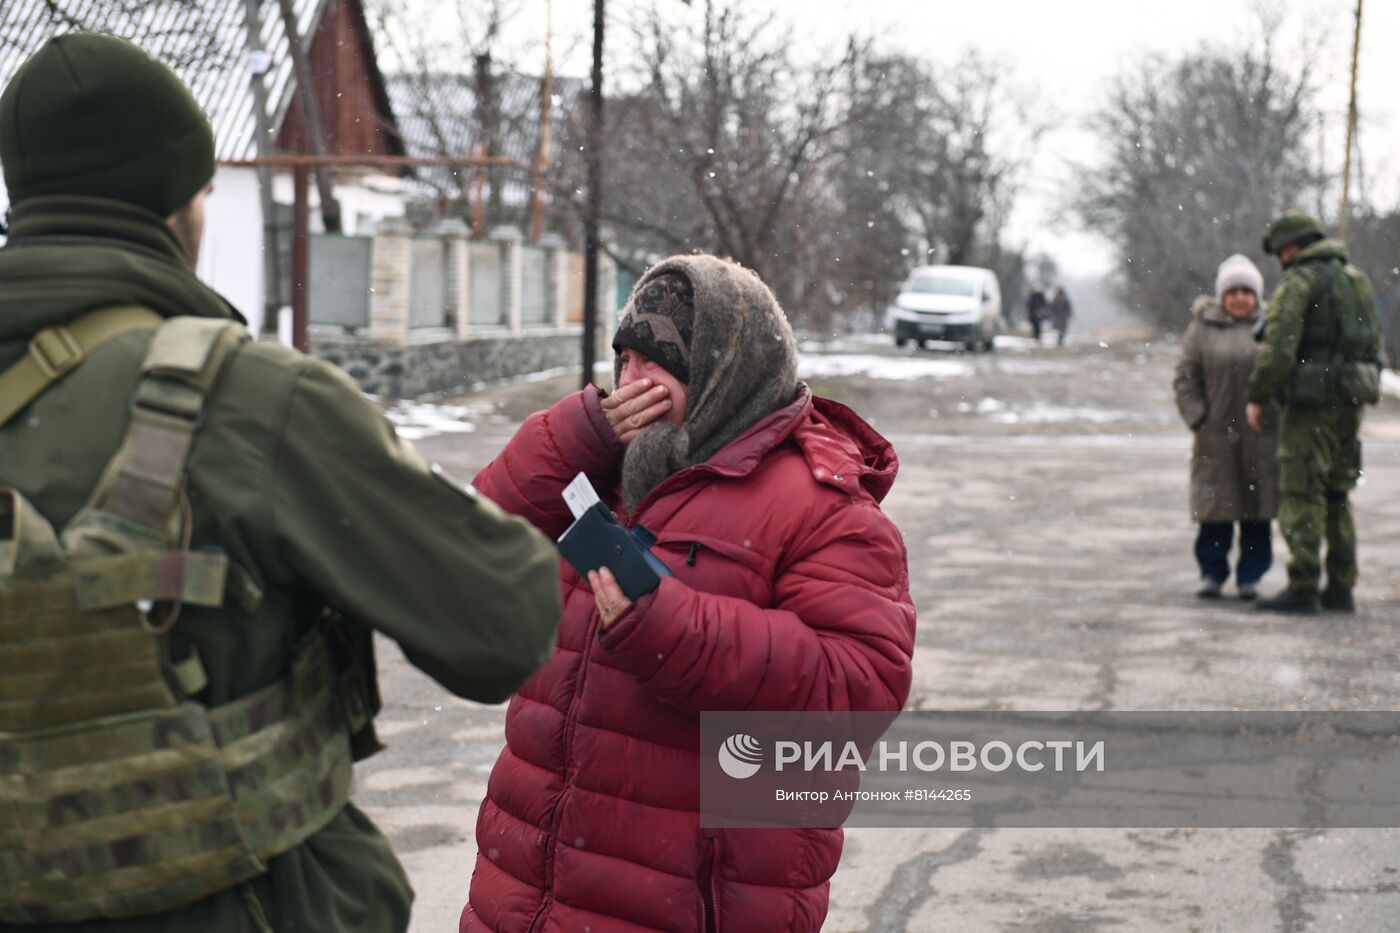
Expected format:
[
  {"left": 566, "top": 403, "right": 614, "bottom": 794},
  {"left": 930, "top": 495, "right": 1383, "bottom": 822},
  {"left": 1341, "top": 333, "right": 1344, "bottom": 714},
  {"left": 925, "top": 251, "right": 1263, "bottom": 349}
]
[
  {"left": 275, "top": 0, "right": 342, "bottom": 233},
  {"left": 1316, "top": 112, "right": 1327, "bottom": 220},
  {"left": 242, "top": 0, "right": 282, "bottom": 337},
  {"left": 529, "top": 0, "right": 554, "bottom": 243},
  {"left": 1338, "top": 0, "right": 1362, "bottom": 238},
  {"left": 580, "top": 0, "right": 604, "bottom": 389}
]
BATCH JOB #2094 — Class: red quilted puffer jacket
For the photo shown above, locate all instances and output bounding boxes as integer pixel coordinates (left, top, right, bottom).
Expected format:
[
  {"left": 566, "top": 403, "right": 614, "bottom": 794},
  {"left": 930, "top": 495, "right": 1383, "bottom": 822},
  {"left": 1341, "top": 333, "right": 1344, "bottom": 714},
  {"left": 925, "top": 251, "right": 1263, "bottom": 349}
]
[{"left": 461, "top": 383, "right": 916, "bottom": 933}]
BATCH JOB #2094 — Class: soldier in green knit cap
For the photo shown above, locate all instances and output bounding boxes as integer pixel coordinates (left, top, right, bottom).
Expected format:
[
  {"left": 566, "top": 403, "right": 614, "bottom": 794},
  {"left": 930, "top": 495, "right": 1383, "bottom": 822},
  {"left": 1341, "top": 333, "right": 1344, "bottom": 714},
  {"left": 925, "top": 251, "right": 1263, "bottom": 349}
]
[
  {"left": 1246, "top": 210, "right": 1383, "bottom": 614},
  {"left": 0, "top": 34, "right": 561, "bottom": 931}
]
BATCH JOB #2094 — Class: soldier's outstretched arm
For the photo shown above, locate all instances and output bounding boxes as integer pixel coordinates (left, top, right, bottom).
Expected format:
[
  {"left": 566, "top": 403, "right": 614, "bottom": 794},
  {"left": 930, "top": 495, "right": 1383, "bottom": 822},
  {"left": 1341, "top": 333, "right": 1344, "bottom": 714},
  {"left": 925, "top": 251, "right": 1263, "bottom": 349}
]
[
  {"left": 269, "top": 359, "right": 561, "bottom": 703},
  {"left": 1248, "top": 271, "right": 1311, "bottom": 403}
]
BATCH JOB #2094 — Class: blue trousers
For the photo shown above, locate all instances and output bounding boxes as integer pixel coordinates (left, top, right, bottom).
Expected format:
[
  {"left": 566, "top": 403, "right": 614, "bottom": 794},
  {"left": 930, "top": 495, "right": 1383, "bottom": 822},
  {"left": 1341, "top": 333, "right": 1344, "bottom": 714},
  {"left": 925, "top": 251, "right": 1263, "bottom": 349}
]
[{"left": 1195, "top": 520, "right": 1272, "bottom": 584}]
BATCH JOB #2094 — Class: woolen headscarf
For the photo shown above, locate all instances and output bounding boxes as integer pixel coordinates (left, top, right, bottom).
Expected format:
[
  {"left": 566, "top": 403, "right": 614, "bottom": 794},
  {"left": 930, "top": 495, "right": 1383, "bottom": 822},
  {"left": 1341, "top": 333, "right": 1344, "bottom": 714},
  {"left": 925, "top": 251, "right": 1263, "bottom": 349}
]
[
  {"left": 612, "top": 272, "right": 696, "bottom": 384},
  {"left": 617, "top": 255, "right": 799, "bottom": 512},
  {"left": 0, "top": 34, "right": 215, "bottom": 216}
]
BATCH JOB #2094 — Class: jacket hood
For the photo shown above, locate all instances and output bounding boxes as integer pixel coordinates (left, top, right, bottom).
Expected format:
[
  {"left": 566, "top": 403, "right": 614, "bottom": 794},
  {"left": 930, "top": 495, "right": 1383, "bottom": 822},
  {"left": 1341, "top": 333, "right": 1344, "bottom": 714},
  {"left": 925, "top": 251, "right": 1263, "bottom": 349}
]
[
  {"left": 1192, "top": 295, "right": 1258, "bottom": 327},
  {"left": 799, "top": 395, "right": 899, "bottom": 502},
  {"left": 677, "top": 382, "right": 899, "bottom": 503},
  {"left": 1290, "top": 237, "right": 1348, "bottom": 266},
  {"left": 0, "top": 195, "right": 240, "bottom": 361}
]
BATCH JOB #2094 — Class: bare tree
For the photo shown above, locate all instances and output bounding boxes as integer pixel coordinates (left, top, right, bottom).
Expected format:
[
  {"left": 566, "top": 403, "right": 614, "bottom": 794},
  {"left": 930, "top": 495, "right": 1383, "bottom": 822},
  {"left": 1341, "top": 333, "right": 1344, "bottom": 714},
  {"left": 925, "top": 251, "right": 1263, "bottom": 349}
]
[
  {"left": 1076, "top": 23, "right": 1320, "bottom": 330},
  {"left": 1345, "top": 207, "right": 1400, "bottom": 367},
  {"left": 832, "top": 48, "right": 1042, "bottom": 322},
  {"left": 547, "top": 4, "right": 1040, "bottom": 330},
  {"left": 368, "top": 0, "right": 546, "bottom": 231},
  {"left": 590, "top": 2, "right": 850, "bottom": 302}
]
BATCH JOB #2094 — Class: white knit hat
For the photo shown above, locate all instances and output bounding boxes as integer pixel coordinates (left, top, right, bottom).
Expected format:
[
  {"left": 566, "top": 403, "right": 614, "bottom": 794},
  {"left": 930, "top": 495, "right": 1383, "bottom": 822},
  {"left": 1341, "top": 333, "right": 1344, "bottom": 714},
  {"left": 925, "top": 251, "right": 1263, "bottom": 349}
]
[{"left": 1215, "top": 253, "right": 1264, "bottom": 300}]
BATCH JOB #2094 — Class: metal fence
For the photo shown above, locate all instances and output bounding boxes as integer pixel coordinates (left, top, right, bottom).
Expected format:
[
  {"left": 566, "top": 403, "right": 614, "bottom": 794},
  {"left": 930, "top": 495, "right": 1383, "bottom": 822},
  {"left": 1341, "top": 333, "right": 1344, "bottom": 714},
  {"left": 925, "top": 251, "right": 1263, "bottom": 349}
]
[
  {"left": 409, "top": 238, "right": 448, "bottom": 329},
  {"left": 469, "top": 242, "right": 506, "bottom": 326},
  {"left": 521, "top": 245, "right": 550, "bottom": 325},
  {"left": 308, "top": 234, "right": 372, "bottom": 330}
]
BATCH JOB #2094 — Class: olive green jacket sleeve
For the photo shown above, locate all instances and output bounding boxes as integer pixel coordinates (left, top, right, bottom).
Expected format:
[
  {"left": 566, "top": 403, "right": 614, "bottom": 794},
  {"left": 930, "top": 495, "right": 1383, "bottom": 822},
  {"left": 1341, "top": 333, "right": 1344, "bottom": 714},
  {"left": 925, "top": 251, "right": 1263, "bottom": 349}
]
[
  {"left": 270, "top": 358, "right": 561, "bottom": 703},
  {"left": 1248, "top": 266, "right": 1317, "bottom": 404}
]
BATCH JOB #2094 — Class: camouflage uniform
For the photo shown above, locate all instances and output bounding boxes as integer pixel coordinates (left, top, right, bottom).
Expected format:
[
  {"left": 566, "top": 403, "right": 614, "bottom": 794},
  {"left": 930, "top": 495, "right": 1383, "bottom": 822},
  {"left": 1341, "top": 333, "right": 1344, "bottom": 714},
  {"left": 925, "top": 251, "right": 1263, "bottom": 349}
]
[{"left": 1248, "top": 233, "right": 1377, "bottom": 596}]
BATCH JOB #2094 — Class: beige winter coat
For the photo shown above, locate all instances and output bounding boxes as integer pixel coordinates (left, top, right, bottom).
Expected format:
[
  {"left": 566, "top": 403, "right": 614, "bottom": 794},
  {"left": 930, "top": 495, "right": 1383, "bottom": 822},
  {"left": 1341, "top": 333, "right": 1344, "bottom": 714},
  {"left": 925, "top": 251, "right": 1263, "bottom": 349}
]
[{"left": 1173, "top": 296, "right": 1280, "bottom": 523}]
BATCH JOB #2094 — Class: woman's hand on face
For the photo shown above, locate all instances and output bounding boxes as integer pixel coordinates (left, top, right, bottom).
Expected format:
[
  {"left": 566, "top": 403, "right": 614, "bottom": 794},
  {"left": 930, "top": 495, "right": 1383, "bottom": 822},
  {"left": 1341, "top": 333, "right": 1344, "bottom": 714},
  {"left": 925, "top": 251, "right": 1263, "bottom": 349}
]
[{"left": 601, "top": 378, "right": 672, "bottom": 444}]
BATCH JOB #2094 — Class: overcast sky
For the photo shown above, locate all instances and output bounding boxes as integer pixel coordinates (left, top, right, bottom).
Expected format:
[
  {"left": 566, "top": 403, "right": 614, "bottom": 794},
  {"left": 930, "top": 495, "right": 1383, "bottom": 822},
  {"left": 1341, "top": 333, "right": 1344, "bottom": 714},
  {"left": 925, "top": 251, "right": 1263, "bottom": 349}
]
[{"left": 488, "top": 0, "right": 1398, "bottom": 277}]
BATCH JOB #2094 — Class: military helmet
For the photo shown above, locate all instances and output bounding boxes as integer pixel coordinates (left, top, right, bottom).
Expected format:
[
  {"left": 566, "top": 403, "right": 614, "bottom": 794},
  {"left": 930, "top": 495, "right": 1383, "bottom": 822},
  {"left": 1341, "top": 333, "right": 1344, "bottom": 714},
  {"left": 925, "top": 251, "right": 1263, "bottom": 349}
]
[{"left": 1261, "top": 210, "right": 1324, "bottom": 256}]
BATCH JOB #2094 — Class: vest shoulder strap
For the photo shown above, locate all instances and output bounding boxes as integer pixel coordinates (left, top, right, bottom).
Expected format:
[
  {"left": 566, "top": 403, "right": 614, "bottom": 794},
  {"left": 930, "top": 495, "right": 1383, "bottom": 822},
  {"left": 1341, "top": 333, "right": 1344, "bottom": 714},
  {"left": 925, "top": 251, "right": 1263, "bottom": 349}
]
[
  {"left": 0, "top": 305, "right": 163, "bottom": 429},
  {"left": 65, "top": 316, "right": 249, "bottom": 547}
]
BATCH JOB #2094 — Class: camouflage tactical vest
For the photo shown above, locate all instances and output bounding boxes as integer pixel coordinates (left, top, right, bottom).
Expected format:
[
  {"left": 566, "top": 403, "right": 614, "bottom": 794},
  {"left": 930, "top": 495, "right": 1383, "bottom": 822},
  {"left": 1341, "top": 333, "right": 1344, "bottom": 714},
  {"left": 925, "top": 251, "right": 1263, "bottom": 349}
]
[
  {"left": 1290, "top": 259, "right": 1383, "bottom": 407},
  {"left": 0, "top": 309, "right": 354, "bottom": 924}
]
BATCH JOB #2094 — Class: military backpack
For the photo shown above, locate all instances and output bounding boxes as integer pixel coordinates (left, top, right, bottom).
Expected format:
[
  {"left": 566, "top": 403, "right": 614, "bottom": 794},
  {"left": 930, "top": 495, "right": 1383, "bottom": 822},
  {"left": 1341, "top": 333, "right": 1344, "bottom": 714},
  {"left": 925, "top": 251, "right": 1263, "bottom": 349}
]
[
  {"left": 0, "top": 308, "right": 355, "bottom": 924},
  {"left": 1288, "top": 258, "right": 1383, "bottom": 407}
]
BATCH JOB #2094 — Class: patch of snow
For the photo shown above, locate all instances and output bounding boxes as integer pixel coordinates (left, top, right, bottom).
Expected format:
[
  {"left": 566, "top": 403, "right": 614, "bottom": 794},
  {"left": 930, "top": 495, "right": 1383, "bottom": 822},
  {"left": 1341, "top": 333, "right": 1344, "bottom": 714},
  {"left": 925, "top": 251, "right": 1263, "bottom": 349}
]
[
  {"left": 947, "top": 397, "right": 1155, "bottom": 425},
  {"left": 990, "top": 359, "right": 1078, "bottom": 376},
  {"left": 985, "top": 403, "right": 1140, "bottom": 425},
  {"left": 798, "top": 354, "right": 974, "bottom": 381},
  {"left": 957, "top": 398, "right": 1009, "bottom": 414},
  {"left": 992, "top": 336, "right": 1045, "bottom": 351},
  {"left": 798, "top": 332, "right": 894, "bottom": 353},
  {"left": 385, "top": 402, "right": 479, "bottom": 441}
]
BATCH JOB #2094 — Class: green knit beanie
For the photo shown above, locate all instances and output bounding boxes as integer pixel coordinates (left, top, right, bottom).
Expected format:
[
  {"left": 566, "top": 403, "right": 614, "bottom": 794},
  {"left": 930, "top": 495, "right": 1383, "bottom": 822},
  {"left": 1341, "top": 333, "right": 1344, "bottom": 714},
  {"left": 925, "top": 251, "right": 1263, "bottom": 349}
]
[{"left": 0, "top": 33, "right": 215, "bottom": 216}]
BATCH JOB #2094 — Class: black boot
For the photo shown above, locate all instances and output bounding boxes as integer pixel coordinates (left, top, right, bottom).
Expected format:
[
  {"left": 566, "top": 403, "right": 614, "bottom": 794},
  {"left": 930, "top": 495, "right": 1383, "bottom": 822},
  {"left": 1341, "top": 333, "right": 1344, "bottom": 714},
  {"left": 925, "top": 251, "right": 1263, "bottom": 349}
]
[
  {"left": 1255, "top": 588, "right": 1320, "bottom": 615},
  {"left": 1320, "top": 588, "right": 1356, "bottom": 613}
]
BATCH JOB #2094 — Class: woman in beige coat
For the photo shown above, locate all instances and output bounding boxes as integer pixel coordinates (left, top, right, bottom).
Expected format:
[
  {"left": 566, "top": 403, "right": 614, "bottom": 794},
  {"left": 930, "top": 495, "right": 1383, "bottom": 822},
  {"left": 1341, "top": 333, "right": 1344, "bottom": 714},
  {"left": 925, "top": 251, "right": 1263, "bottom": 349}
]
[{"left": 1173, "top": 254, "right": 1280, "bottom": 599}]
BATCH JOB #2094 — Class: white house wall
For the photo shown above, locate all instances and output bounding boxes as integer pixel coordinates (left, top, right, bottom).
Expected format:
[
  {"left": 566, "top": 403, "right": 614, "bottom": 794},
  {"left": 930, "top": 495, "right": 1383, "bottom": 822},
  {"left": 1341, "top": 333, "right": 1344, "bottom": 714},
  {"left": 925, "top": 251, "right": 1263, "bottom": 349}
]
[
  {"left": 200, "top": 165, "right": 266, "bottom": 335},
  {"left": 269, "top": 171, "right": 407, "bottom": 235}
]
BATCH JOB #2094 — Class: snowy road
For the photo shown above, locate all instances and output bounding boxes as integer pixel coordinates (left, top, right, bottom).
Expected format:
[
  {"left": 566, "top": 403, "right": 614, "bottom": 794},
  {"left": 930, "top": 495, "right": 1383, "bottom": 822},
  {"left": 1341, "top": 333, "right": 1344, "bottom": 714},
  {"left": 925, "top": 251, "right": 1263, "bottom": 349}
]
[{"left": 363, "top": 336, "right": 1400, "bottom": 932}]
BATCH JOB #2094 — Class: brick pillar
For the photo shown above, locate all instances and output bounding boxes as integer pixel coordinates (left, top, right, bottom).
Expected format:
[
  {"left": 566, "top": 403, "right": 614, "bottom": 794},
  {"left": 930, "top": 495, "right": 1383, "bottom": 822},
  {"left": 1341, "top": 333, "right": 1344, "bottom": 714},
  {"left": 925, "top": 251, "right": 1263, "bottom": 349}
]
[
  {"left": 369, "top": 217, "right": 412, "bottom": 344},
  {"left": 490, "top": 225, "right": 524, "bottom": 335},
  {"left": 540, "top": 233, "right": 569, "bottom": 328},
  {"left": 435, "top": 218, "right": 471, "bottom": 340}
]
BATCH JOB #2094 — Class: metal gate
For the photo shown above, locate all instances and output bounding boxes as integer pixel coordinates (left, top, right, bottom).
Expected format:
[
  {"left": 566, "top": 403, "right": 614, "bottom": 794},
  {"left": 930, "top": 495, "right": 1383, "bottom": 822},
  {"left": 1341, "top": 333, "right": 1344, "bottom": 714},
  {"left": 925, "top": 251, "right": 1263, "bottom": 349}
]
[
  {"left": 409, "top": 238, "right": 447, "bottom": 329},
  {"left": 469, "top": 242, "right": 505, "bottom": 326},
  {"left": 308, "top": 234, "right": 372, "bottom": 329},
  {"left": 521, "top": 245, "right": 550, "bottom": 325}
]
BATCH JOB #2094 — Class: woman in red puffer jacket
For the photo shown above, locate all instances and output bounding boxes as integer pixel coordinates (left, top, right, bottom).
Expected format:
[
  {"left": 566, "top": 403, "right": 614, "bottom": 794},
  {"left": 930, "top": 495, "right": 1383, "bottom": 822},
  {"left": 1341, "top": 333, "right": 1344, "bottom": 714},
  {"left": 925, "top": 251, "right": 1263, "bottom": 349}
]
[{"left": 462, "top": 254, "right": 916, "bottom": 933}]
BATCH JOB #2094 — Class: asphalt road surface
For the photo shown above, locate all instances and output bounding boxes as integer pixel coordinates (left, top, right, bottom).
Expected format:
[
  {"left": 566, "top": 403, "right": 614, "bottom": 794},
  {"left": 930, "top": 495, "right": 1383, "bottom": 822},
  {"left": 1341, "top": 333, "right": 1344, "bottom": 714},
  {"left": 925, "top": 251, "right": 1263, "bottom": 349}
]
[{"left": 360, "top": 334, "right": 1400, "bottom": 932}]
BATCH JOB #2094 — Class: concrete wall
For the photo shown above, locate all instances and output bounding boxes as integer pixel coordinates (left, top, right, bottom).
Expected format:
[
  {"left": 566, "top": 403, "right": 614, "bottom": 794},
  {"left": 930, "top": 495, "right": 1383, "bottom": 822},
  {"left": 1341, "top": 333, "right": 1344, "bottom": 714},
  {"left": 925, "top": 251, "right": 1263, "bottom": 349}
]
[
  {"left": 308, "top": 221, "right": 620, "bottom": 398},
  {"left": 310, "top": 326, "right": 613, "bottom": 399}
]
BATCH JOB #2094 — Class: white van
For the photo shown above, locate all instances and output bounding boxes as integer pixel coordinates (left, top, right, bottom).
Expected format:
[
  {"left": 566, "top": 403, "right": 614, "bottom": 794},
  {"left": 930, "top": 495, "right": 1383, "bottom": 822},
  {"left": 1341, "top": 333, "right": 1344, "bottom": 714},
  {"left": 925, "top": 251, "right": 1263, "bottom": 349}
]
[{"left": 884, "top": 265, "right": 1002, "bottom": 352}]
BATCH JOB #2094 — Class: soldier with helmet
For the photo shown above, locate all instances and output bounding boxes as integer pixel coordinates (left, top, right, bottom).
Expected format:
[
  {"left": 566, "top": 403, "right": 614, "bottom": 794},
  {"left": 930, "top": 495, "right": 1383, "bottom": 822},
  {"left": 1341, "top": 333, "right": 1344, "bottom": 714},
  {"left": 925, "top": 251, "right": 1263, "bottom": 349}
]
[
  {"left": 1246, "top": 210, "right": 1384, "bottom": 614},
  {"left": 0, "top": 34, "right": 561, "bottom": 931}
]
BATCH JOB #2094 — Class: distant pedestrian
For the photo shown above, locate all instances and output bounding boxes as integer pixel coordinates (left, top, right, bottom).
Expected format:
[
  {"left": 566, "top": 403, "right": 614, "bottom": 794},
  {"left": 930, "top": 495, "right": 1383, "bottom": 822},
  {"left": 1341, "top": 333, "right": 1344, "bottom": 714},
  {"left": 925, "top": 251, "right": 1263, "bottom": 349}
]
[
  {"left": 1049, "top": 285, "right": 1073, "bottom": 346},
  {"left": 1173, "top": 254, "right": 1278, "bottom": 600},
  {"left": 1026, "top": 286, "right": 1047, "bottom": 341},
  {"left": 1248, "top": 211, "right": 1383, "bottom": 614}
]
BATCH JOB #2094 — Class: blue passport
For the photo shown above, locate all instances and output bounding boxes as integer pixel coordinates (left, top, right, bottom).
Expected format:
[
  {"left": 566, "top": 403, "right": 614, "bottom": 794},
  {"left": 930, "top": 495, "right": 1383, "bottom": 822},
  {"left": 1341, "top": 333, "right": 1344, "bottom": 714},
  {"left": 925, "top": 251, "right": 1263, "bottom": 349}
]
[{"left": 557, "top": 501, "right": 672, "bottom": 601}]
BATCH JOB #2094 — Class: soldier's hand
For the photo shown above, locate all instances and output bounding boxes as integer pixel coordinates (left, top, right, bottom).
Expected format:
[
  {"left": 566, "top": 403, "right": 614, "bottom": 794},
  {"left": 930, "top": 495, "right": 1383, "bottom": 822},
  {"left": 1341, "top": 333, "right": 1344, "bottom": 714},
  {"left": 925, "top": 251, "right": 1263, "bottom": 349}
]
[
  {"left": 1246, "top": 402, "right": 1264, "bottom": 434},
  {"left": 588, "top": 567, "right": 633, "bottom": 628},
  {"left": 601, "top": 379, "right": 672, "bottom": 444}
]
